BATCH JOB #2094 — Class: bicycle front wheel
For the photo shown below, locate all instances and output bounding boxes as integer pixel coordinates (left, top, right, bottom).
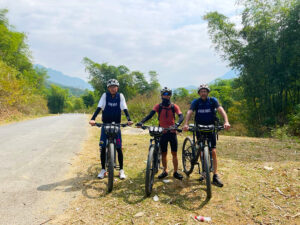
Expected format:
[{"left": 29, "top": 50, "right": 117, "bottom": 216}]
[
  {"left": 203, "top": 146, "right": 212, "bottom": 199},
  {"left": 182, "top": 137, "right": 195, "bottom": 176},
  {"left": 145, "top": 145, "right": 155, "bottom": 196},
  {"left": 107, "top": 143, "right": 115, "bottom": 193}
]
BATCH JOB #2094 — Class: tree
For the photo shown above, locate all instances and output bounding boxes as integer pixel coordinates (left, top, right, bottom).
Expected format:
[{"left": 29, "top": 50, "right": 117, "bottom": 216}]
[
  {"left": 204, "top": 0, "right": 300, "bottom": 135},
  {"left": 81, "top": 91, "right": 95, "bottom": 108},
  {"left": 47, "top": 85, "right": 68, "bottom": 113}
]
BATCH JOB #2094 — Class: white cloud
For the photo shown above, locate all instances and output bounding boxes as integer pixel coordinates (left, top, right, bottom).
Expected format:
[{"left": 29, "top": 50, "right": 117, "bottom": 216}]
[{"left": 0, "top": 0, "right": 241, "bottom": 88}]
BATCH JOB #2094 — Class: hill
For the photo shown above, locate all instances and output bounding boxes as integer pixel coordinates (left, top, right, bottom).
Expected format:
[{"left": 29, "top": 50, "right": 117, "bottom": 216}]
[{"left": 35, "top": 64, "right": 93, "bottom": 90}]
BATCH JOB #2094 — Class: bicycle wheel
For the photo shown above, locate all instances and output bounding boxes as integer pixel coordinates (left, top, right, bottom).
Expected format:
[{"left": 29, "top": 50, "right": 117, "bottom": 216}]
[
  {"left": 107, "top": 143, "right": 115, "bottom": 193},
  {"left": 182, "top": 137, "right": 195, "bottom": 176},
  {"left": 203, "top": 146, "right": 212, "bottom": 199},
  {"left": 145, "top": 145, "right": 155, "bottom": 196}
]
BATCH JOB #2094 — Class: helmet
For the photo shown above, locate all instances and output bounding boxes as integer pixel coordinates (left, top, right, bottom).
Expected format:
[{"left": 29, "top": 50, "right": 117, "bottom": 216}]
[
  {"left": 107, "top": 79, "right": 119, "bottom": 88},
  {"left": 197, "top": 84, "right": 210, "bottom": 93},
  {"left": 160, "top": 87, "right": 172, "bottom": 96}
]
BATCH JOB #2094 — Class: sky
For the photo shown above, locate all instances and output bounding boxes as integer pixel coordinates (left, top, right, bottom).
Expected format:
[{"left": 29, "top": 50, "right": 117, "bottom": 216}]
[{"left": 0, "top": 0, "right": 242, "bottom": 88}]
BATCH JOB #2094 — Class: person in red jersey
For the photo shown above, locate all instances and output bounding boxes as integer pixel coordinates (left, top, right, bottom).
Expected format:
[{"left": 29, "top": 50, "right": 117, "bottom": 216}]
[{"left": 137, "top": 87, "right": 184, "bottom": 180}]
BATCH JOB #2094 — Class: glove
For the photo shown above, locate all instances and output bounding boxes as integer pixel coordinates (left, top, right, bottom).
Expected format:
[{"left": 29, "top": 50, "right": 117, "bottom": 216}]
[{"left": 136, "top": 122, "right": 143, "bottom": 127}]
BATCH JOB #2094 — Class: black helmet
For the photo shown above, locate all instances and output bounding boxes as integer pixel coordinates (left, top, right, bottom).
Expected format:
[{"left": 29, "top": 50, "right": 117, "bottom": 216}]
[
  {"left": 161, "top": 87, "right": 172, "bottom": 96},
  {"left": 107, "top": 79, "right": 119, "bottom": 88},
  {"left": 197, "top": 84, "right": 210, "bottom": 93}
]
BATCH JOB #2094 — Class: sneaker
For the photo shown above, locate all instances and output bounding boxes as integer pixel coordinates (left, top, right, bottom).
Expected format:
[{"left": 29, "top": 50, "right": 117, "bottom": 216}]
[
  {"left": 158, "top": 171, "right": 168, "bottom": 179},
  {"left": 173, "top": 172, "right": 183, "bottom": 180},
  {"left": 97, "top": 169, "right": 106, "bottom": 179},
  {"left": 119, "top": 169, "right": 126, "bottom": 179},
  {"left": 212, "top": 174, "right": 223, "bottom": 187}
]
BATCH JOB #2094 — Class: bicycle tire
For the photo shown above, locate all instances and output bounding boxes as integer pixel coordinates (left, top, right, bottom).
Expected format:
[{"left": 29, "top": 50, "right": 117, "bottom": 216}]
[
  {"left": 203, "top": 146, "right": 212, "bottom": 199},
  {"left": 145, "top": 145, "right": 155, "bottom": 196},
  {"left": 107, "top": 143, "right": 115, "bottom": 193},
  {"left": 182, "top": 137, "right": 195, "bottom": 176}
]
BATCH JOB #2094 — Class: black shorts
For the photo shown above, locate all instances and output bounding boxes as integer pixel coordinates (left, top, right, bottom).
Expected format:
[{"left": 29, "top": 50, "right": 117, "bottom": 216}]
[
  {"left": 160, "top": 132, "right": 178, "bottom": 153},
  {"left": 196, "top": 131, "right": 217, "bottom": 149}
]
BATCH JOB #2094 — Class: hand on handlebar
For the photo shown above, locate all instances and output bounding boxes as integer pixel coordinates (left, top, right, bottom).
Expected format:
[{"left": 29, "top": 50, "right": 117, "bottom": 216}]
[
  {"left": 127, "top": 121, "right": 134, "bottom": 126},
  {"left": 224, "top": 122, "right": 230, "bottom": 130},
  {"left": 183, "top": 124, "right": 189, "bottom": 131},
  {"left": 135, "top": 122, "right": 143, "bottom": 128},
  {"left": 89, "top": 120, "right": 96, "bottom": 126}
]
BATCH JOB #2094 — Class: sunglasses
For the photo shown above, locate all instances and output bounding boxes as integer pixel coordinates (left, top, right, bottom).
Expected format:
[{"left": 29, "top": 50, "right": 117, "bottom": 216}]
[{"left": 162, "top": 92, "right": 171, "bottom": 96}]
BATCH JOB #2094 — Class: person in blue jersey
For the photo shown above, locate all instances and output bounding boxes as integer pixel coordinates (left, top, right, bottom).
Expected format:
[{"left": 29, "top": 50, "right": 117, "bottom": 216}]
[
  {"left": 89, "top": 79, "right": 133, "bottom": 179},
  {"left": 183, "top": 84, "right": 230, "bottom": 187}
]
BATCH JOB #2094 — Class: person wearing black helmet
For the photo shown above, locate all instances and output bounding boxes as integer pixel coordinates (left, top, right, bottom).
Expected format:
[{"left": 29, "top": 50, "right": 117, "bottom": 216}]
[
  {"left": 183, "top": 84, "right": 230, "bottom": 187},
  {"left": 89, "top": 79, "right": 133, "bottom": 180},
  {"left": 137, "top": 87, "right": 184, "bottom": 180}
]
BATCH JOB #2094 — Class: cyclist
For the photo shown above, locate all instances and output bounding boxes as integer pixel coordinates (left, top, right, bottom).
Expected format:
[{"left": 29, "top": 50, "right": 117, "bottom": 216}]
[
  {"left": 137, "top": 87, "right": 184, "bottom": 180},
  {"left": 183, "top": 84, "right": 230, "bottom": 187},
  {"left": 89, "top": 79, "right": 133, "bottom": 180}
]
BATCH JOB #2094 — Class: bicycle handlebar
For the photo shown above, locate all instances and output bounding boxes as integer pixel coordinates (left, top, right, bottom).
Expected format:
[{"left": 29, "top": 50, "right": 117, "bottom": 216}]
[
  {"left": 95, "top": 123, "right": 128, "bottom": 128},
  {"left": 188, "top": 124, "right": 224, "bottom": 132},
  {"left": 135, "top": 124, "right": 182, "bottom": 133}
]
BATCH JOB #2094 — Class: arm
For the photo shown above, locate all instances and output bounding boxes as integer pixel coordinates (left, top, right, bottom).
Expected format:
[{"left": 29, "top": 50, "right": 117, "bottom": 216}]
[
  {"left": 90, "top": 107, "right": 102, "bottom": 126},
  {"left": 183, "top": 110, "right": 193, "bottom": 131},
  {"left": 139, "top": 110, "right": 156, "bottom": 124},
  {"left": 120, "top": 93, "right": 133, "bottom": 125},
  {"left": 217, "top": 106, "right": 230, "bottom": 130},
  {"left": 176, "top": 113, "right": 184, "bottom": 127},
  {"left": 89, "top": 93, "right": 105, "bottom": 126},
  {"left": 123, "top": 109, "right": 133, "bottom": 125}
]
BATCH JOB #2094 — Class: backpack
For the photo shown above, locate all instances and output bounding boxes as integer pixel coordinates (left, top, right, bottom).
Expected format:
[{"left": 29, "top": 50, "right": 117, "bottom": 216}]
[{"left": 158, "top": 103, "right": 176, "bottom": 121}]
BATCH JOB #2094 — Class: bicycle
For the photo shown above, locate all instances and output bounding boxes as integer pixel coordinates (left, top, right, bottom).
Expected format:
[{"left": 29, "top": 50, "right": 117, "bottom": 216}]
[
  {"left": 137, "top": 125, "right": 182, "bottom": 196},
  {"left": 182, "top": 123, "right": 223, "bottom": 199},
  {"left": 95, "top": 122, "right": 128, "bottom": 192}
]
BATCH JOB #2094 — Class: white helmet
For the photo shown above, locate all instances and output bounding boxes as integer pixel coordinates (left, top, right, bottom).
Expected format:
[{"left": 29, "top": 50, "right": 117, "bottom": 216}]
[
  {"left": 107, "top": 79, "right": 119, "bottom": 88},
  {"left": 197, "top": 84, "right": 210, "bottom": 93}
]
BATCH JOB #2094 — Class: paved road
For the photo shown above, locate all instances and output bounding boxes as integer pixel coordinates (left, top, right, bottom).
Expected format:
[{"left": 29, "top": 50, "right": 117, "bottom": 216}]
[{"left": 0, "top": 114, "right": 88, "bottom": 225}]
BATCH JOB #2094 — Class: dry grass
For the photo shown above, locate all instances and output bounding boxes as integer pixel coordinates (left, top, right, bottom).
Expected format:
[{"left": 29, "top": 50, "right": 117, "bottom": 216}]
[{"left": 50, "top": 128, "right": 300, "bottom": 225}]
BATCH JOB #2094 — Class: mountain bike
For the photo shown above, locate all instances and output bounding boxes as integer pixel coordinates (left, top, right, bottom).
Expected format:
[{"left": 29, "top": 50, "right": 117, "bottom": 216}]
[
  {"left": 95, "top": 122, "right": 128, "bottom": 192},
  {"left": 137, "top": 125, "right": 182, "bottom": 196},
  {"left": 182, "top": 123, "right": 223, "bottom": 199}
]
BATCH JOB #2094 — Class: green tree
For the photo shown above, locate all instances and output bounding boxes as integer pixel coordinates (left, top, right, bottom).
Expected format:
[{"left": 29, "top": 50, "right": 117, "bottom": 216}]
[
  {"left": 47, "top": 85, "right": 68, "bottom": 113},
  {"left": 204, "top": 0, "right": 300, "bottom": 136},
  {"left": 81, "top": 91, "right": 95, "bottom": 108}
]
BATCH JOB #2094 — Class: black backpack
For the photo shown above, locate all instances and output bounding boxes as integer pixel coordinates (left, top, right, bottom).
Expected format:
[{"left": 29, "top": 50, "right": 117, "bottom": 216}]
[{"left": 158, "top": 103, "right": 176, "bottom": 121}]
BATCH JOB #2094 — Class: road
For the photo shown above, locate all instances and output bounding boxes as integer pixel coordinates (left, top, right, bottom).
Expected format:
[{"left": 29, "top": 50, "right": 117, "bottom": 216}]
[{"left": 0, "top": 114, "right": 88, "bottom": 225}]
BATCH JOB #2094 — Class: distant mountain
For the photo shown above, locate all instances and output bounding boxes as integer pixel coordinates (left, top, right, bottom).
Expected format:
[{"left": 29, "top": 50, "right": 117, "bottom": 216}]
[
  {"left": 218, "top": 69, "right": 239, "bottom": 80},
  {"left": 45, "top": 81, "right": 86, "bottom": 97},
  {"left": 35, "top": 64, "right": 93, "bottom": 90}
]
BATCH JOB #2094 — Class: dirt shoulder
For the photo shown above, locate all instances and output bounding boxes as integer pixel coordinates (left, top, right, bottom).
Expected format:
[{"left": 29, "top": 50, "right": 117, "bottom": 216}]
[{"left": 50, "top": 128, "right": 300, "bottom": 225}]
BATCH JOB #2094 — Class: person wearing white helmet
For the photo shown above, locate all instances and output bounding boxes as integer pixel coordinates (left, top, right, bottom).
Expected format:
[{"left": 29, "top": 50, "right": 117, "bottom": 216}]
[
  {"left": 89, "top": 79, "right": 133, "bottom": 180},
  {"left": 183, "top": 84, "right": 230, "bottom": 187}
]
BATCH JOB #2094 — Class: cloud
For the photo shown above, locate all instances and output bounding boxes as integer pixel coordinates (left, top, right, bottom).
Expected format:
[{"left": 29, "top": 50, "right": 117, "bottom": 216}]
[{"left": 0, "top": 0, "right": 241, "bottom": 88}]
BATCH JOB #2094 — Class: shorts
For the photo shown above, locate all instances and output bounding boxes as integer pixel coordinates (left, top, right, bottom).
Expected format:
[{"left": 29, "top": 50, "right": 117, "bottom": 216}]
[
  {"left": 196, "top": 131, "right": 216, "bottom": 149},
  {"left": 100, "top": 126, "right": 122, "bottom": 148},
  {"left": 160, "top": 132, "right": 178, "bottom": 153}
]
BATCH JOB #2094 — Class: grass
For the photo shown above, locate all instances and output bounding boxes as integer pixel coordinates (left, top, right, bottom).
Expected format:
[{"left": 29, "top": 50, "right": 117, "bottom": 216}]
[
  {"left": 50, "top": 128, "right": 300, "bottom": 225},
  {"left": 0, "top": 111, "right": 53, "bottom": 126}
]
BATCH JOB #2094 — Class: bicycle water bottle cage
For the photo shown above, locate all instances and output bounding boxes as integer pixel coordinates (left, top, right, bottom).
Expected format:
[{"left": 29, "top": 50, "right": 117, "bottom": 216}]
[
  {"left": 104, "top": 124, "right": 120, "bottom": 137},
  {"left": 148, "top": 126, "right": 163, "bottom": 137}
]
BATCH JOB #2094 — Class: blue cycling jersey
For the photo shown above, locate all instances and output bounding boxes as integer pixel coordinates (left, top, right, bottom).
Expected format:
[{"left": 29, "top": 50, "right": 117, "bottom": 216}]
[
  {"left": 102, "top": 92, "right": 121, "bottom": 123},
  {"left": 190, "top": 97, "right": 219, "bottom": 125}
]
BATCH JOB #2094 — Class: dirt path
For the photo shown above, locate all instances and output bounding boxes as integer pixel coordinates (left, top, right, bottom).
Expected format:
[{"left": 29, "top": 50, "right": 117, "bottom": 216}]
[
  {"left": 49, "top": 128, "right": 300, "bottom": 224},
  {"left": 0, "top": 114, "right": 89, "bottom": 225}
]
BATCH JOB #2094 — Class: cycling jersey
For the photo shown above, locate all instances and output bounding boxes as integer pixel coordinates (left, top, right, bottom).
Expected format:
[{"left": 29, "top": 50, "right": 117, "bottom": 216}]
[{"left": 190, "top": 97, "right": 219, "bottom": 125}]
